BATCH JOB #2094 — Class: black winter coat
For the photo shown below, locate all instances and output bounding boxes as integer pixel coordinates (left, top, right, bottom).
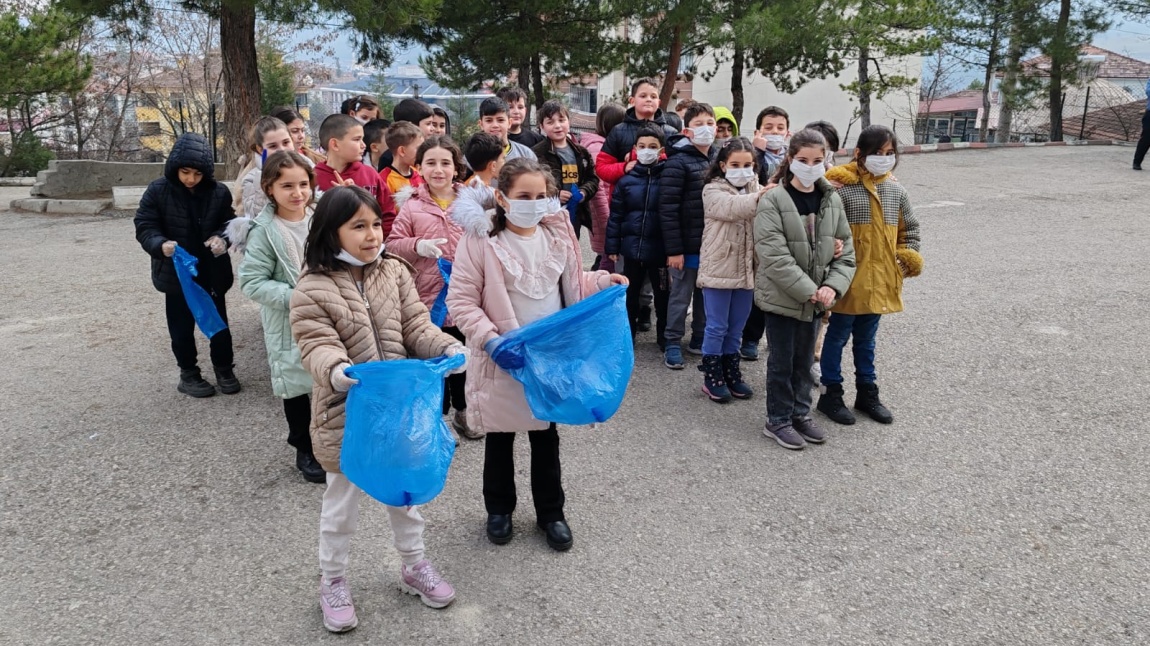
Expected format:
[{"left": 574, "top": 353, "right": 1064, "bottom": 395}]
[
  {"left": 533, "top": 137, "right": 599, "bottom": 229},
  {"left": 659, "top": 134, "right": 713, "bottom": 257},
  {"left": 601, "top": 107, "right": 679, "bottom": 162},
  {"left": 605, "top": 161, "right": 665, "bottom": 263},
  {"left": 134, "top": 133, "right": 235, "bottom": 295}
]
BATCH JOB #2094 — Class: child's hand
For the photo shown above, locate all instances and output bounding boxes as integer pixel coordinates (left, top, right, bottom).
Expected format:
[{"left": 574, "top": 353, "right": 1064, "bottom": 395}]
[
  {"left": 444, "top": 344, "right": 469, "bottom": 374},
  {"left": 833, "top": 239, "right": 844, "bottom": 259},
  {"left": 827, "top": 179, "right": 844, "bottom": 189},
  {"left": 752, "top": 131, "right": 768, "bottom": 151},
  {"left": 609, "top": 254, "right": 619, "bottom": 262},
  {"left": 332, "top": 171, "right": 355, "bottom": 187},
  {"left": 416, "top": 238, "right": 447, "bottom": 259},
  {"left": 609, "top": 273, "right": 629, "bottom": 286},
  {"left": 162, "top": 241, "right": 177, "bottom": 257},
  {"left": 624, "top": 160, "right": 637, "bottom": 173},
  {"left": 666, "top": 255, "right": 685, "bottom": 271},
  {"left": 560, "top": 189, "right": 572, "bottom": 204},
  {"left": 330, "top": 363, "right": 358, "bottom": 392},
  {"left": 810, "top": 286, "right": 836, "bottom": 307},
  {"left": 205, "top": 236, "right": 227, "bottom": 257},
  {"left": 758, "top": 184, "right": 773, "bottom": 198}
]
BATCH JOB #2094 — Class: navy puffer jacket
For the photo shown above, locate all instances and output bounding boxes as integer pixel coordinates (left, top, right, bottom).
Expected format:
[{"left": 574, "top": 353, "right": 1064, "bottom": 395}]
[
  {"left": 659, "top": 134, "right": 712, "bottom": 257},
  {"left": 605, "top": 161, "right": 665, "bottom": 263},
  {"left": 134, "top": 133, "right": 235, "bottom": 295}
]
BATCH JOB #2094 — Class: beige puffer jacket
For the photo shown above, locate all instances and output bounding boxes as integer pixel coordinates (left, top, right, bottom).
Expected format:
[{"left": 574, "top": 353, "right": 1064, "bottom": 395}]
[
  {"left": 697, "top": 178, "right": 763, "bottom": 290},
  {"left": 289, "top": 256, "right": 456, "bottom": 473}
]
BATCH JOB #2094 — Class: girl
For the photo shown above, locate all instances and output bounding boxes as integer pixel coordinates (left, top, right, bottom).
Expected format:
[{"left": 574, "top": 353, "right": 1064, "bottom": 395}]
[
  {"left": 580, "top": 102, "right": 627, "bottom": 272},
  {"left": 272, "top": 106, "right": 326, "bottom": 166},
  {"left": 754, "top": 129, "right": 856, "bottom": 450},
  {"left": 235, "top": 151, "right": 324, "bottom": 483},
  {"left": 446, "top": 159, "right": 627, "bottom": 552},
  {"left": 818, "top": 125, "right": 922, "bottom": 427},
  {"left": 289, "top": 186, "right": 469, "bottom": 632},
  {"left": 387, "top": 136, "right": 477, "bottom": 440},
  {"left": 697, "top": 137, "right": 769, "bottom": 403},
  {"left": 236, "top": 117, "right": 294, "bottom": 217}
]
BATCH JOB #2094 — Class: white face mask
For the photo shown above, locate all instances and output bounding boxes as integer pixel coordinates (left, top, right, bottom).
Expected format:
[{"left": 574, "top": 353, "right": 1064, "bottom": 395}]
[
  {"left": 336, "top": 245, "right": 384, "bottom": 267},
  {"left": 724, "top": 167, "right": 756, "bottom": 188},
  {"left": 765, "top": 134, "right": 787, "bottom": 151},
  {"left": 713, "top": 137, "right": 731, "bottom": 150},
  {"left": 689, "top": 125, "right": 716, "bottom": 146},
  {"left": 503, "top": 198, "right": 552, "bottom": 228},
  {"left": 865, "top": 154, "right": 897, "bottom": 176},
  {"left": 789, "top": 160, "right": 827, "bottom": 188},
  {"left": 636, "top": 148, "right": 660, "bottom": 165}
]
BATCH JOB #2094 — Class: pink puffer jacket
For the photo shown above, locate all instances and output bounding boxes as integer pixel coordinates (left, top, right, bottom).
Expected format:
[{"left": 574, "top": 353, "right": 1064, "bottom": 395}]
[
  {"left": 580, "top": 131, "right": 610, "bottom": 256},
  {"left": 386, "top": 183, "right": 464, "bottom": 327},
  {"left": 446, "top": 184, "right": 612, "bottom": 434}
]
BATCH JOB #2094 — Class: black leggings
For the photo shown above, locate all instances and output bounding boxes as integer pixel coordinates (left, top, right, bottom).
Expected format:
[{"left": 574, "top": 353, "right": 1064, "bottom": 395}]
[
  {"left": 482, "top": 425, "right": 565, "bottom": 524},
  {"left": 282, "top": 394, "right": 313, "bottom": 453},
  {"left": 442, "top": 326, "right": 466, "bottom": 414}
]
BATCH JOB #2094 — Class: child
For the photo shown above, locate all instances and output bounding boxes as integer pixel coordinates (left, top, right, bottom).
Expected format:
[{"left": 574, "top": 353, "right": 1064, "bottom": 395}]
[
  {"left": 713, "top": 106, "right": 739, "bottom": 149},
  {"left": 697, "top": 137, "right": 768, "bottom": 403},
  {"left": 580, "top": 102, "right": 627, "bottom": 272},
  {"left": 478, "top": 97, "right": 537, "bottom": 162},
  {"left": 463, "top": 132, "right": 506, "bottom": 188},
  {"left": 375, "top": 99, "right": 436, "bottom": 172},
  {"left": 380, "top": 121, "right": 425, "bottom": 195},
  {"left": 805, "top": 120, "right": 841, "bottom": 169},
  {"left": 596, "top": 78, "right": 678, "bottom": 187},
  {"left": 363, "top": 118, "right": 390, "bottom": 171},
  {"left": 445, "top": 159, "right": 627, "bottom": 552},
  {"left": 386, "top": 136, "right": 477, "bottom": 440},
  {"left": 235, "top": 151, "right": 324, "bottom": 483},
  {"left": 272, "top": 106, "right": 325, "bottom": 165},
  {"left": 430, "top": 107, "right": 449, "bottom": 136},
  {"left": 605, "top": 125, "right": 670, "bottom": 344},
  {"left": 532, "top": 100, "right": 599, "bottom": 239},
  {"left": 290, "top": 186, "right": 469, "bottom": 632},
  {"left": 754, "top": 128, "right": 856, "bottom": 450},
  {"left": 818, "top": 125, "right": 922, "bottom": 426},
  {"left": 313, "top": 114, "right": 399, "bottom": 237},
  {"left": 659, "top": 102, "right": 716, "bottom": 369},
  {"left": 134, "top": 132, "right": 239, "bottom": 398},
  {"left": 343, "top": 95, "right": 381, "bottom": 123},
  {"left": 235, "top": 116, "right": 294, "bottom": 217},
  {"left": 498, "top": 85, "right": 546, "bottom": 148}
]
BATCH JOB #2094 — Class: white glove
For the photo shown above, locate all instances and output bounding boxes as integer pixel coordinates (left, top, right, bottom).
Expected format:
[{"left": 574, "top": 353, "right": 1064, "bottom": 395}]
[
  {"left": 330, "top": 363, "right": 358, "bottom": 392},
  {"left": 205, "top": 235, "right": 228, "bottom": 257},
  {"left": 416, "top": 238, "right": 447, "bottom": 259},
  {"left": 444, "top": 344, "right": 469, "bottom": 375}
]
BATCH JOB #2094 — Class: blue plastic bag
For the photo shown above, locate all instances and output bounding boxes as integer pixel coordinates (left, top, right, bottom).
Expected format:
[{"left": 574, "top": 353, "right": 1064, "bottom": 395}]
[
  {"left": 172, "top": 246, "right": 228, "bottom": 338},
  {"left": 342, "top": 354, "right": 464, "bottom": 506},
  {"left": 487, "top": 284, "right": 632, "bottom": 425},
  {"left": 429, "top": 258, "right": 453, "bottom": 327}
]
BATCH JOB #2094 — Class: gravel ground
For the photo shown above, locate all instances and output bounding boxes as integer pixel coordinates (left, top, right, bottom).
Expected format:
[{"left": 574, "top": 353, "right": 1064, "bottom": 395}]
[{"left": 1, "top": 146, "right": 1148, "bottom": 645}]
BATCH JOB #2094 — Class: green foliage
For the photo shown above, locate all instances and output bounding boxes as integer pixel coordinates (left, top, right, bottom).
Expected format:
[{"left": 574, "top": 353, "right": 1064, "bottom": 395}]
[
  {"left": 364, "top": 77, "right": 397, "bottom": 121},
  {"left": 968, "top": 78, "right": 986, "bottom": 90},
  {"left": 257, "top": 38, "right": 297, "bottom": 115},
  {"left": 0, "top": 8, "right": 92, "bottom": 108},
  {"left": 839, "top": 0, "right": 945, "bottom": 99},
  {"left": 0, "top": 131, "right": 55, "bottom": 177}
]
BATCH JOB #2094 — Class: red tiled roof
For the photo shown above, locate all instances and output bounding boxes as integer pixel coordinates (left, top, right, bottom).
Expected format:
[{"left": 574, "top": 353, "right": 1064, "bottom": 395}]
[
  {"left": 1020, "top": 45, "right": 1150, "bottom": 80},
  {"left": 919, "top": 90, "right": 983, "bottom": 115}
]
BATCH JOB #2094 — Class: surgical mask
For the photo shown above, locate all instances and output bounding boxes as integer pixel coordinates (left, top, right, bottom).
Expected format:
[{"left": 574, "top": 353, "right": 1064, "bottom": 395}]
[
  {"left": 865, "top": 154, "right": 897, "bottom": 176},
  {"left": 724, "top": 167, "right": 756, "bottom": 188},
  {"left": 636, "top": 148, "right": 660, "bottom": 165},
  {"left": 689, "top": 125, "right": 716, "bottom": 146},
  {"left": 713, "top": 137, "right": 731, "bottom": 150},
  {"left": 503, "top": 198, "right": 552, "bottom": 228},
  {"left": 790, "top": 160, "right": 826, "bottom": 188},
  {"left": 353, "top": 116, "right": 368, "bottom": 125},
  {"left": 765, "top": 134, "right": 786, "bottom": 151},
  {"left": 336, "top": 245, "right": 384, "bottom": 267}
]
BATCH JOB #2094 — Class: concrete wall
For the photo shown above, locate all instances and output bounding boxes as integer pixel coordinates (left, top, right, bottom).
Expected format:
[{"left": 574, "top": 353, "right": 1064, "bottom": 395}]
[{"left": 31, "top": 160, "right": 228, "bottom": 198}]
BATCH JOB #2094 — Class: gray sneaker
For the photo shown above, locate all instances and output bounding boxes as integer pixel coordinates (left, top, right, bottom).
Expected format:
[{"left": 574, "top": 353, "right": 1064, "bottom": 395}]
[
  {"left": 791, "top": 416, "right": 826, "bottom": 444},
  {"left": 764, "top": 423, "right": 806, "bottom": 450}
]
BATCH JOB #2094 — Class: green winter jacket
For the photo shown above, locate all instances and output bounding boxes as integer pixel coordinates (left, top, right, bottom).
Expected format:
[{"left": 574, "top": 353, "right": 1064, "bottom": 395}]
[
  {"left": 753, "top": 179, "right": 857, "bottom": 322},
  {"left": 237, "top": 204, "right": 313, "bottom": 399}
]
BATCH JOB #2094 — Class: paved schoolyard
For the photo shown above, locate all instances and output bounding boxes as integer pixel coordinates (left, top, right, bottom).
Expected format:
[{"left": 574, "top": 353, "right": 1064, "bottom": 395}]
[{"left": 1, "top": 145, "right": 1147, "bottom": 645}]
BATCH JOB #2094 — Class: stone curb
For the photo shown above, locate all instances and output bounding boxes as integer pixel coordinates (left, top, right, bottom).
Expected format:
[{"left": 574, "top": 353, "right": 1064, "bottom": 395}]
[{"left": 10, "top": 198, "right": 113, "bottom": 215}]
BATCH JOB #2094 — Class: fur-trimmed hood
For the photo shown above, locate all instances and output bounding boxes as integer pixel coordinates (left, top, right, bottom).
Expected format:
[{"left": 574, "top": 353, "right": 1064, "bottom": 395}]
[
  {"left": 452, "top": 183, "right": 565, "bottom": 237},
  {"left": 393, "top": 184, "right": 417, "bottom": 212}
]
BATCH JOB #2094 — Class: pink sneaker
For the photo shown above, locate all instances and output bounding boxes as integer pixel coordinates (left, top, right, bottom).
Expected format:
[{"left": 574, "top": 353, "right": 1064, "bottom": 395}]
[
  {"left": 400, "top": 559, "right": 456, "bottom": 608},
  {"left": 319, "top": 576, "right": 358, "bottom": 633}
]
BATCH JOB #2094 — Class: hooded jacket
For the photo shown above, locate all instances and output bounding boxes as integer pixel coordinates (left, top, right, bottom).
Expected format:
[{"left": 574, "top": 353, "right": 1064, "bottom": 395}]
[
  {"left": 713, "top": 106, "right": 740, "bottom": 138},
  {"left": 445, "top": 185, "right": 612, "bottom": 434},
  {"left": 824, "top": 162, "right": 923, "bottom": 316},
  {"left": 532, "top": 136, "right": 599, "bottom": 230},
  {"left": 387, "top": 183, "right": 465, "bottom": 326},
  {"left": 579, "top": 131, "right": 611, "bottom": 255},
  {"left": 605, "top": 160, "right": 665, "bottom": 263},
  {"left": 597, "top": 107, "right": 679, "bottom": 186},
  {"left": 134, "top": 133, "right": 235, "bottom": 295},
  {"left": 697, "top": 176, "right": 762, "bottom": 290},
  {"left": 659, "top": 133, "right": 713, "bottom": 258}
]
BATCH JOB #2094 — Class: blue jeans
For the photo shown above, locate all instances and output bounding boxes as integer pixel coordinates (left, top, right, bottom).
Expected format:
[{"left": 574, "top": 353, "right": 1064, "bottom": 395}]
[
  {"left": 702, "top": 288, "right": 754, "bottom": 355},
  {"left": 819, "top": 313, "right": 882, "bottom": 386},
  {"left": 764, "top": 312, "right": 818, "bottom": 425}
]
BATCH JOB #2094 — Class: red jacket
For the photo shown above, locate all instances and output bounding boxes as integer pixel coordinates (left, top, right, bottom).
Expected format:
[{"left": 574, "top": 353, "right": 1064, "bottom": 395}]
[{"left": 315, "top": 160, "right": 398, "bottom": 237}]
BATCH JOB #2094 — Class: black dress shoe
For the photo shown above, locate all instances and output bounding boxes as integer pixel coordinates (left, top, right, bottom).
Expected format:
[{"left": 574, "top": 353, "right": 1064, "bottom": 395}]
[
  {"left": 214, "top": 366, "right": 241, "bottom": 394},
  {"left": 486, "top": 514, "right": 513, "bottom": 545},
  {"left": 296, "top": 450, "right": 326, "bottom": 483},
  {"left": 539, "top": 520, "right": 573, "bottom": 551}
]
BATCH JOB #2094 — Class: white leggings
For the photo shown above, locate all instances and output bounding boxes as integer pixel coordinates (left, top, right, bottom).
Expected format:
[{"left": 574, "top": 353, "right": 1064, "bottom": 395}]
[{"left": 319, "top": 472, "right": 426, "bottom": 580}]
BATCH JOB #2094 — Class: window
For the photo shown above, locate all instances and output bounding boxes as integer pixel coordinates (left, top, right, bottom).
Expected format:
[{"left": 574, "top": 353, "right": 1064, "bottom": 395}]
[
  {"left": 140, "top": 121, "right": 162, "bottom": 136},
  {"left": 570, "top": 86, "right": 598, "bottom": 113},
  {"left": 295, "top": 93, "right": 309, "bottom": 107},
  {"left": 169, "top": 93, "right": 184, "bottom": 109}
]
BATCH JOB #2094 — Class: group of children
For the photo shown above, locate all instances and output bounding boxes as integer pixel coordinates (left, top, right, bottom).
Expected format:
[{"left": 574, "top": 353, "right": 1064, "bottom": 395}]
[{"left": 131, "top": 80, "right": 920, "bottom": 633}]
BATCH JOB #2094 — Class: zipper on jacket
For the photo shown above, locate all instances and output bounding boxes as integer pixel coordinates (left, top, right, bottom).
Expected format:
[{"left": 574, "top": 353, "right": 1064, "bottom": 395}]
[{"left": 352, "top": 270, "right": 387, "bottom": 361}]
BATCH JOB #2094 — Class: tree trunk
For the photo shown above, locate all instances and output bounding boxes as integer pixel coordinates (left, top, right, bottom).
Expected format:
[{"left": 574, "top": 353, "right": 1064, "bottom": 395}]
[
  {"left": 530, "top": 52, "right": 546, "bottom": 117},
  {"left": 858, "top": 46, "right": 872, "bottom": 129},
  {"left": 730, "top": 47, "right": 746, "bottom": 127},
  {"left": 996, "top": 7, "right": 1027, "bottom": 143},
  {"left": 1047, "top": 0, "right": 1071, "bottom": 141},
  {"left": 979, "top": 12, "right": 1003, "bottom": 143},
  {"left": 660, "top": 24, "right": 683, "bottom": 110},
  {"left": 220, "top": 1, "right": 260, "bottom": 178}
]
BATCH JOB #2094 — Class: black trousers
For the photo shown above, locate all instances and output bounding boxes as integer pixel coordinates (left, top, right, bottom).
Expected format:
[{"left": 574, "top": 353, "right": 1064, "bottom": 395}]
[
  {"left": 743, "top": 303, "right": 766, "bottom": 345},
  {"left": 164, "top": 290, "right": 233, "bottom": 371},
  {"left": 282, "top": 394, "right": 314, "bottom": 453},
  {"left": 442, "top": 326, "right": 467, "bottom": 414},
  {"left": 483, "top": 424, "right": 565, "bottom": 524},
  {"left": 1136, "top": 110, "right": 1150, "bottom": 166},
  {"left": 622, "top": 258, "right": 669, "bottom": 345}
]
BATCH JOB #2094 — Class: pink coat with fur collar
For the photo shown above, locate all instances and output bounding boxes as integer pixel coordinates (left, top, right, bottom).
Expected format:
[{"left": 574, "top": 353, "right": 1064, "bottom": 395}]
[
  {"left": 387, "top": 183, "right": 464, "bottom": 327},
  {"left": 446, "top": 184, "right": 612, "bottom": 434}
]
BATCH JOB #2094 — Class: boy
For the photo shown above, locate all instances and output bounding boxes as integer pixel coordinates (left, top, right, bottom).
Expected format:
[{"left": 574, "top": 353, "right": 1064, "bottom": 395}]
[
  {"left": 605, "top": 125, "right": 670, "bottom": 345},
  {"left": 752, "top": 106, "right": 790, "bottom": 185},
  {"left": 464, "top": 132, "right": 506, "bottom": 188},
  {"left": 313, "top": 113, "right": 398, "bottom": 236},
  {"left": 430, "top": 107, "right": 449, "bottom": 136},
  {"left": 659, "top": 102, "right": 716, "bottom": 369},
  {"left": 714, "top": 106, "right": 739, "bottom": 149},
  {"left": 380, "top": 121, "right": 425, "bottom": 195},
  {"left": 376, "top": 98, "right": 437, "bottom": 172},
  {"left": 597, "top": 78, "right": 678, "bottom": 188},
  {"left": 363, "top": 118, "right": 390, "bottom": 170},
  {"left": 532, "top": 100, "right": 598, "bottom": 238},
  {"left": 134, "top": 132, "right": 239, "bottom": 398},
  {"left": 497, "top": 86, "right": 546, "bottom": 148},
  {"left": 477, "top": 97, "right": 537, "bottom": 162}
]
